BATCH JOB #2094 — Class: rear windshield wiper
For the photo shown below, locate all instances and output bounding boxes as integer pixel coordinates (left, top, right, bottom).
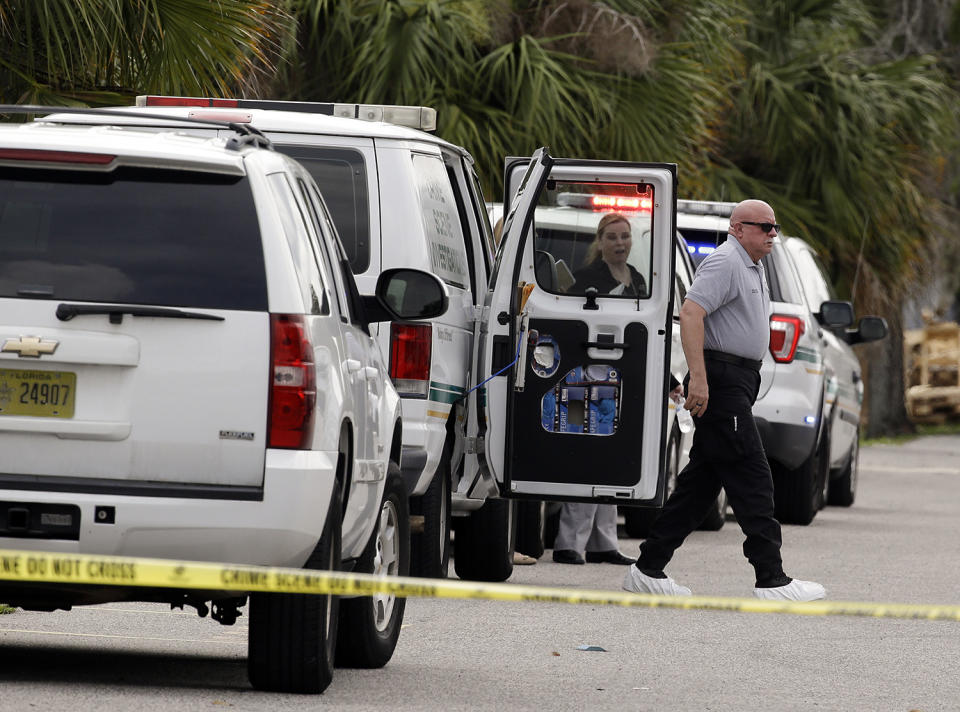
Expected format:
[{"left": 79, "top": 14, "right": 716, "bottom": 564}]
[{"left": 56, "top": 303, "right": 225, "bottom": 324}]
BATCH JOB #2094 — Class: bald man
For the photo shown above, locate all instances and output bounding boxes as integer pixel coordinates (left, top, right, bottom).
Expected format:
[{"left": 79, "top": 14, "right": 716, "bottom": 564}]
[{"left": 623, "top": 199, "right": 826, "bottom": 602}]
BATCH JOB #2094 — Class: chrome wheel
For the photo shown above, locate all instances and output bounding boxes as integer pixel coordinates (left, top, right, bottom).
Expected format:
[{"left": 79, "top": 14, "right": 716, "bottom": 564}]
[{"left": 372, "top": 498, "right": 400, "bottom": 633}]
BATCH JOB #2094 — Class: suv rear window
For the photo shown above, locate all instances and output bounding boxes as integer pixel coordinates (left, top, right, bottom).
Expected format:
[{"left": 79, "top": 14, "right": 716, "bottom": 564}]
[
  {"left": 274, "top": 146, "right": 370, "bottom": 273},
  {"left": 0, "top": 166, "right": 267, "bottom": 310}
]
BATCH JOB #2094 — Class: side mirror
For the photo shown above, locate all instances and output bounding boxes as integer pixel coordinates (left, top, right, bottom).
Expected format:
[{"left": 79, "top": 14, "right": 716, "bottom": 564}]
[
  {"left": 363, "top": 268, "right": 449, "bottom": 323},
  {"left": 845, "top": 315, "right": 888, "bottom": 345},
  {"left": 817, "top": 300, "right": 854, "bottom": 328}
]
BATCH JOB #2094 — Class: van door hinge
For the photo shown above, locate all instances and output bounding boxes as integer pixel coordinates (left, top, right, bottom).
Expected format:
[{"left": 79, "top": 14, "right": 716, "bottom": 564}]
[
  {"left": 470, "top": 306, "right": 488, "bottom": 323},
  {"left": 464, "top": 436, "right": 484, "bottom": 454}
]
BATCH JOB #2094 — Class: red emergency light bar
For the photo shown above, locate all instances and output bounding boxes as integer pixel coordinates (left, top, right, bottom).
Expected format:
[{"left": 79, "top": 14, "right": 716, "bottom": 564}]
[
  {"left": 556, "top": 191, "right": 653, "bottom": 212},
  {"left": 591, "top": 195, "right": 652, "bottom": 211},
  {"left": 0, "top": 148, "right": 115, "bottom": 165},
  {"left": 142, "top": 96, "right": 240, "bottom": 108}
]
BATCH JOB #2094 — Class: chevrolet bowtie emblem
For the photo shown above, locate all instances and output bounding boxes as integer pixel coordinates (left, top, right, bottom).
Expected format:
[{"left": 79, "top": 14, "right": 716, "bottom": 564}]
[{"left": 2, "top": 336, "right": 59, "bottom": 358}]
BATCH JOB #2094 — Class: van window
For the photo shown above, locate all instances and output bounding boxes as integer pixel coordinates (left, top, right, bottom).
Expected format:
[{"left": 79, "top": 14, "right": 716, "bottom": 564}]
[
  {"left": 0, "top": 166, "right": 267, "bottom": 310},
  {"left": 444, "top": 161, "right": 478, "bottom": 300},
  {"left": 531, "top": 183, "right": 656, "bottom": 298},
  {"left": 467, "top": 168, "right": 495, "bottom": 272},
  {"left": 411, "top": 153, "right": 470, "bottom": 290},
  {"left": 274, "top": 146, "right": 370, "bottom": 273}
]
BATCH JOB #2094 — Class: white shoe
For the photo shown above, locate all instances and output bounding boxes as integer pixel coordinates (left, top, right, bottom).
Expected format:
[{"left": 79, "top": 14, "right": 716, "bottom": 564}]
[
  {"left": 753, "top": 578, "right": 826, "bottom": 601},
  {"left": 622, "top": 565, "right": 692, "bottom": 596}
]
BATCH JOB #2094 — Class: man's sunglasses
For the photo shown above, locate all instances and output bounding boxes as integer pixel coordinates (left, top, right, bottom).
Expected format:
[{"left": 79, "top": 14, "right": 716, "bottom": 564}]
[{"left": 740, "top": 221, "right": 780, "bottom": 233}]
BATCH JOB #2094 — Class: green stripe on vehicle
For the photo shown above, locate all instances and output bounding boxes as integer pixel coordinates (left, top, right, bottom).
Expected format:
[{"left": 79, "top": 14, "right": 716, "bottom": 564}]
[
  {"left": 428, "top": 380, "right": 465, "bottom": 404},
  {"left": 429, "top": 389, "right": 462, "bottom": 405}
]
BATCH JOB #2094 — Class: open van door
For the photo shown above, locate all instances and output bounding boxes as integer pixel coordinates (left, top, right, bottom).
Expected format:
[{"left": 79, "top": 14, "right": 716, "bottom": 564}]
[{"left": 476, "top": 148, "right": 677, "bottom": 503}]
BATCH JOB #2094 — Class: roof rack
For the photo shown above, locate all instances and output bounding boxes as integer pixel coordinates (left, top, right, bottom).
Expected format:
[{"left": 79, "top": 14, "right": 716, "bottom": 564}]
[
  {"left": 135, "top": 96, "right": 438, "bottom": 132},
  {"left": 0, "top": 104, "right": 274, "bottom": 151}
]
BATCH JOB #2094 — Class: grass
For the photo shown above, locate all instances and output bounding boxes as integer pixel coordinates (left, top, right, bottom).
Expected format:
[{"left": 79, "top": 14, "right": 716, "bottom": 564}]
[
  {"left": 864, "top": 421, "right": 960, "bottom": 446},
  {"left": 0, "top": 604, "right": 16, "bottom": 614}
]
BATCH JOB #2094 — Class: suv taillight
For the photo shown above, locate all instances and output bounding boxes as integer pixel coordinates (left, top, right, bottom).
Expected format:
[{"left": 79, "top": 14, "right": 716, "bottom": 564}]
[
  {"left": 390, "top": 323, "right": 431, "bottom": 397},
  {"left": 769, "top": 315, "right": 805, "bottom": 363},
  {"left": 268, "top": 315, "right": 316, "bottom": 449}
]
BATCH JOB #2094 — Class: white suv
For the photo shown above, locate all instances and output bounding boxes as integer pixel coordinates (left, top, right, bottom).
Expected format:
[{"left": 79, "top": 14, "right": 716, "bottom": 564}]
[
  {"left": 676, "top": 200, "right": 886, "bottom": 524},
  {"left": 0, "top": 108, "right": 447, "bottom": 694},
  {"left": 781, "top": 236, "right": 887, "bottom": 509}
]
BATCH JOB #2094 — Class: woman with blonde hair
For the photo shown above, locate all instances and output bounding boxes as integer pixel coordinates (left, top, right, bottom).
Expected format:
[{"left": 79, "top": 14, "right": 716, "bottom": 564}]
[{"left": 572, "top": 212, "right": 646, "bottom": 296}]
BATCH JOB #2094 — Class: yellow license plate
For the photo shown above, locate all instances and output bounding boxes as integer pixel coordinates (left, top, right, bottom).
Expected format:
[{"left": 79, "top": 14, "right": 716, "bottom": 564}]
[{"left": 0, "top": 368, "right": 76, "bottom": 418}]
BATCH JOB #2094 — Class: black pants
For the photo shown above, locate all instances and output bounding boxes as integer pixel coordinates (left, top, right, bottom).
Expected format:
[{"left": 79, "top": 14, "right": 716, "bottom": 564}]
[{"left": 637, "top": 359, "right": 788, "bottom": 586}]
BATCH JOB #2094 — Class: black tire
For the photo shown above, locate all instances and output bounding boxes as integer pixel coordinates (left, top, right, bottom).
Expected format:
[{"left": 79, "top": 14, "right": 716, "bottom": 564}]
[
  {"left": 248, "top": 486, "right": 342, "bottom": 694},
  {"left": 623, "top": 427, "right": 681, "bottom": 538},
  {"left": 336, "top": 463, "right": 409, "bottom": 668},
  {"left": 515, "top": 500, "right": 545, "bottom": 559},
  {"left": 452, "top": 497, "right": 516, "bottom": 582},
  {"left": 698, "top": 488, "right": 728, "bottom": 531},
  {"left": 813, "top": 425, "right": 831, "bottom": 512},
  {"left": 828, "top": 431, "right": 858, "bottom": 507},
  {"left": 409, "top": 459, "right": 451, "bottom": 578},
  {"left": 773, "top": 432, "right": 824, "bottom": 525}
]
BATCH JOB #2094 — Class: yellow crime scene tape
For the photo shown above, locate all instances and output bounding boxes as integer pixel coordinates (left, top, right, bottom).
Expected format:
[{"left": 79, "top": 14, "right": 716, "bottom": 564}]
[{"left": 1, "top": 547, "right": 958, "bottom": 622}]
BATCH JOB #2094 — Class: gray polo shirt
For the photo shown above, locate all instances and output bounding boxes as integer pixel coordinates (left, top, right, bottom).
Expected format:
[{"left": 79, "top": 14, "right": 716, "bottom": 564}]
[{"left": 684, "top": 236, "right": 770, "bottom": 361}]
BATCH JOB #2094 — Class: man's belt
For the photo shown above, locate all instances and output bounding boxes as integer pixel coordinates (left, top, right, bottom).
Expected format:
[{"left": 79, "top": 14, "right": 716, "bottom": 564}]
[{"left": 703, "top": 349, "right": 763, "bottom": 372}]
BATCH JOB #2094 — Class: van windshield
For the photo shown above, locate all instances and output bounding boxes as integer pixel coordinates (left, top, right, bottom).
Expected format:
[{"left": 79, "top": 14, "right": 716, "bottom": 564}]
[{"left": 0, "top": 166, "right": 267, "bottom": 310}]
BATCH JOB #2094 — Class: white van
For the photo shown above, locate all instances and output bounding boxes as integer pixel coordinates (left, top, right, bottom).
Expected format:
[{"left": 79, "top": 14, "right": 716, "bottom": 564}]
[{"left": 50, "top": 99, "right": 682, "bottom": 579}]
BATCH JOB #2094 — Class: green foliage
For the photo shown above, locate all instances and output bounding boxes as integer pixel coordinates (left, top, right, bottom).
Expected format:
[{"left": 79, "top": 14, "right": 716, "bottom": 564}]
[
  {"left": 0, "top": 0, "right": 286, "bottom": 106},
  {"left": 282, "top": 0, "right": 741, "bottom": 196},
  {"left": 702, "top": 0, "right": 955, "bottom": 302},
  {"left": 0, "top": 603, "right": 16, "bottom": 614}
]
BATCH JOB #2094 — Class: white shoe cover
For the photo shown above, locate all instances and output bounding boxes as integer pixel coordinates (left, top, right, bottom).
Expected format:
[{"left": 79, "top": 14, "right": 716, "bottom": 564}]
[
  {"left": 753, "top": 578, "right": 826, "bottom": 601},
  {"left": 622, "top": 565, "right": 692, "bottom": 596}
]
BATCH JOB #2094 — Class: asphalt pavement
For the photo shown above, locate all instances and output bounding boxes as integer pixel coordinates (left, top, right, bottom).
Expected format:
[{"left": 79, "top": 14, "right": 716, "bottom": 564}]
[{"left": 1, "top": 435, "right": 959, "bottom": 711}]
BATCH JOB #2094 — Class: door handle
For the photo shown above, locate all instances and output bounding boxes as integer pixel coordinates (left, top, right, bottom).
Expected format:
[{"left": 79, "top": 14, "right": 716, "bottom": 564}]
[{"left": 344, "top": 359, "right": 362, "bottom": 374}]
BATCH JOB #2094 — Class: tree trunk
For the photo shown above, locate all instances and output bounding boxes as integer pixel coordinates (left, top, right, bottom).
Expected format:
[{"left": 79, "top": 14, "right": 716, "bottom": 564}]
[{"left": 860, "top": 305, "right": 914, "bottom": 438}]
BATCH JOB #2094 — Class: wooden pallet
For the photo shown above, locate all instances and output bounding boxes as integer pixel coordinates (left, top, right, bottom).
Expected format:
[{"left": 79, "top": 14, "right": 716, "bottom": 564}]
[{"left": 906, "top": 384, "right": 960, "bottom": 423}]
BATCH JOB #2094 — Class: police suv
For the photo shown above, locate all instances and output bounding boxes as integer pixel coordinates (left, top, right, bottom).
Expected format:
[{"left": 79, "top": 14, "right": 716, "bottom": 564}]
[
  {"left": 676, "top": 200, "right": 887, "bottom": 524},
  {"left": 49, "top": 98, "right": 685, "bottom": 580},
  {"left": 0, "top": 107, "right": 448, "bottom": 693}
]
